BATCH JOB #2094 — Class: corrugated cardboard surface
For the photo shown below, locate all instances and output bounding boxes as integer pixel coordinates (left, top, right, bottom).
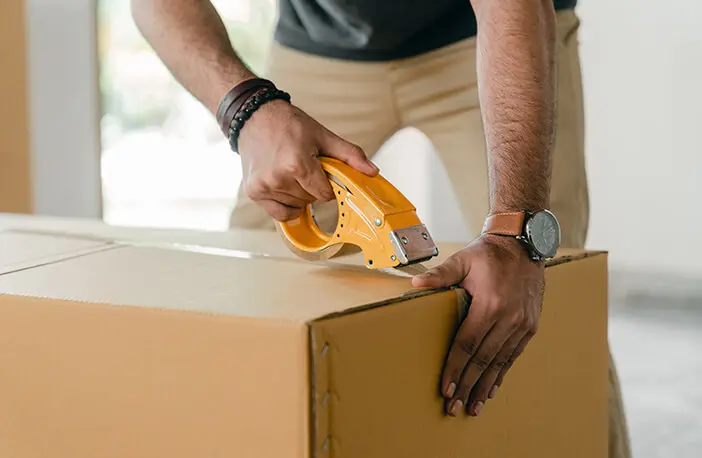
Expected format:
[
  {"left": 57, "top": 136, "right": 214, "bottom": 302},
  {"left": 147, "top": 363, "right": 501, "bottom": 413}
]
[
  {"left": 310, "top": 254, "right": 609, "bottom": 458},
  {"left": 0, "top": 222, "right": 609, "bottom": 458},
  {"left": 0, "top": 295, "right": 310, "bottom": 458},
  {"left": 0, "top": 231, "right": 111, "bottom": 275},
  {"left": 0, "top": 244, "right": 435, "bottom": 321},
  {"left": 0, "top": 213, "right": 297, "bottom": 258}
]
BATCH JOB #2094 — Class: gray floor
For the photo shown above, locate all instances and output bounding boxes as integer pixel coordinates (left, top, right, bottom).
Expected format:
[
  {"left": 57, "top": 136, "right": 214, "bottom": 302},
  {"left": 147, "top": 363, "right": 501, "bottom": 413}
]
[{"left": 609, "top": 296, "right": 702, "bottom": 458}]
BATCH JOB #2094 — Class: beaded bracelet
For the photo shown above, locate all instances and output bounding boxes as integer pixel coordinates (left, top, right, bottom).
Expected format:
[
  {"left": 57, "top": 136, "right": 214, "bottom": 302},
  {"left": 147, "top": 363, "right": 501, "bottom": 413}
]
[{"left": 227, "top": 87, "right": 292, "bottom": 154}]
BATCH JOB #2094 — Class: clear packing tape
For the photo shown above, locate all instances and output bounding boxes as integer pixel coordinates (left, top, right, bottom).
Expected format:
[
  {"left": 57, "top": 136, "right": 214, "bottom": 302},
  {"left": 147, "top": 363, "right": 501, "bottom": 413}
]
[
  {"left": 0, "top": 227, "right": 428, "bottom": 279},
  {"left": 0, "top": 226, "right": 473, "bottom": 327}
]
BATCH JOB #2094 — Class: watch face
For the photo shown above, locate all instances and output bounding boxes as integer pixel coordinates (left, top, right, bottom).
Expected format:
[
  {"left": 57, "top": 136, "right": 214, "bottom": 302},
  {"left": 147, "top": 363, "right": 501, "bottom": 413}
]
[{"left": 525, "top": 210, "right": 561, "bottom": 258}]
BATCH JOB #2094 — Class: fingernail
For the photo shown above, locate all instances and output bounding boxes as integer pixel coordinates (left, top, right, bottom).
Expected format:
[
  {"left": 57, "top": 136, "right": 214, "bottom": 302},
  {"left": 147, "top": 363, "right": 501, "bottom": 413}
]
[
  {"left": 449, "top": 399, "right": 463, "bottom": 417},
  {"left": 369, "top": 161, "right": 379, "bottom": 171},
  {"left": 489, "top": 385, "right": 498, "bottom": 399},
  {"left": 472, "top": 401, "right": 484, "bottom": 416},
  {"left": 446, "top": 382, "right": 456, "bottom": 398}
]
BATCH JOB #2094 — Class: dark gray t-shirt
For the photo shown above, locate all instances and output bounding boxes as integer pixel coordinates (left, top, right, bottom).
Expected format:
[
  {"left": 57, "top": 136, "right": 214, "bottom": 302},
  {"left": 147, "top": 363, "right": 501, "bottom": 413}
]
[{"left": 274, "top": 0, "right": 578, "bottom": 61}]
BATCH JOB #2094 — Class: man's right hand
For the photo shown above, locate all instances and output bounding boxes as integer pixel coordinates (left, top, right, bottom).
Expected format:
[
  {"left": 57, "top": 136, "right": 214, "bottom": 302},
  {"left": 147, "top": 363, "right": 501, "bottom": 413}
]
[
  {"left": 236, "top": 100, "right": 379, "bottom": 222},
  {"left": 132, "top": 1, "right": 377, "bottom": 222}
]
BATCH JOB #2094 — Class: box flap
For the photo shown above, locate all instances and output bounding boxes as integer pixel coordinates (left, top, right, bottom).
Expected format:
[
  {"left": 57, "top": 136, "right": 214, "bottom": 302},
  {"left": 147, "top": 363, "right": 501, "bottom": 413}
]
[
  {"left": 0, "top": 245, "right": 421, "bottom": 322},
  {"left": 0, "top": 231, "right": 111, "bottom": 275},
  {"left": 0, "top": 213, "right": 298, "bottom": 258},
  {"left": 0, "top": 230, "right": 602, "bottom": 323},
  {"left": 0, "top": 213, "right": 599, "bottom": 267}
]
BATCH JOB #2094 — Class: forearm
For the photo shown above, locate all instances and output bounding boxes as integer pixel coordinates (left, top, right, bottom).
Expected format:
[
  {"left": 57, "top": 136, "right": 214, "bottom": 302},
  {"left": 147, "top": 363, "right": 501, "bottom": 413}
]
[
  {"left": 131, "top": 0, "right": 256, "bottom": 114},
  {"left": 471, "top": 0, "right": 557, "bottom": 213}
]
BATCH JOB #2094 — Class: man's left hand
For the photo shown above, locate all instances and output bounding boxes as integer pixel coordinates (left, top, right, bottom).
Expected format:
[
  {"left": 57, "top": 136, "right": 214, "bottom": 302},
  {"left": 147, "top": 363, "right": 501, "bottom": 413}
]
[{"left": 411, "top": 234, "right": 545, "bottom": 417}]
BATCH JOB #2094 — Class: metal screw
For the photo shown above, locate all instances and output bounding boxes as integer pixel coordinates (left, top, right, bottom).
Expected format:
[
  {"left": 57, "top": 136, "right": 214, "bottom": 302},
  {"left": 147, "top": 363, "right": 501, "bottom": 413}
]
[
  {"left": 374, "top": 218, "right": 382, "bottom": 227},
  {"left": 422, "top": 232, "right": 428, "bottom": 240},
  {"left": 401, "top": 236, "right": 409, "bottom": 244},
  {"left": 390, "top": 255, "right": 396, "bottom": 261}
]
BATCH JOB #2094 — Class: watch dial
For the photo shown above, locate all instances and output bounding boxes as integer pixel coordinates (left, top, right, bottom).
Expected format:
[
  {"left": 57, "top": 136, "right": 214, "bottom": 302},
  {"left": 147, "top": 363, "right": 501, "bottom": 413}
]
[{"left": 527, "top": 211, "right": 560, "bottom": 257}]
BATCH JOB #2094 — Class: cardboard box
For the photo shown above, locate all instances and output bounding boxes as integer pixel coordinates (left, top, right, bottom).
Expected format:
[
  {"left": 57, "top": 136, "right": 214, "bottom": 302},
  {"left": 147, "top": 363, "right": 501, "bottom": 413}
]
[
  {"left": 0, "top": 230, "right": 110, "bottom": 275},
  {"left": 0, "top": 221, "right": 609, "bottom": 458},
  {"left": 0, "top": 1, "right": 32, "bottom": 213},
  {"left": 0, "top": 212, "right": 297, "bottom": 258}
]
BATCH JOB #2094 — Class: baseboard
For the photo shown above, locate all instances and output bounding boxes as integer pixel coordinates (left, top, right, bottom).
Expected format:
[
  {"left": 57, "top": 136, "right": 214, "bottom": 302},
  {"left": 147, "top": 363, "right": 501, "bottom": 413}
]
[{"left": 609, "top": 269, "right": 702, "bottom": 310}]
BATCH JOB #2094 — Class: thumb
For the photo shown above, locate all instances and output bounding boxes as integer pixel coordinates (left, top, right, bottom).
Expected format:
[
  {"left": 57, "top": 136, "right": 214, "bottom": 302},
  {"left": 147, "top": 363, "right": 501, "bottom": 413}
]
[
  {"left": 411, "top": 254, "right": 470, "bottom": 289},
  {"left": 320, "top": 131, "right": 379, "bottom": 176}
]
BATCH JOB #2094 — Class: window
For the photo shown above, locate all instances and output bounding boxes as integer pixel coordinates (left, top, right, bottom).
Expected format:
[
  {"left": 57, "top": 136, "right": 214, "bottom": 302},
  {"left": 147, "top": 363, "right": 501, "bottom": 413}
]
[{"left": 98, "top": 0, "right": 276, "bottom": 230}]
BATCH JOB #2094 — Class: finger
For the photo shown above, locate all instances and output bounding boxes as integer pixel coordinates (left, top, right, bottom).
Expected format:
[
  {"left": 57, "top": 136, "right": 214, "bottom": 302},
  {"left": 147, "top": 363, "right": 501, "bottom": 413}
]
[
  {"left": 246, "top": 174, "right": 315, "bottom": 205},
  {"left": 465, "top": 329, "right": 527, "bottom": 416},
  {"left": 267, "top": 190, "right": 311, "bottom": 209},
  {"left": 412, "top": 254, "right": 469, "bottom": 289},
  {"left": 259, "top": 199, "right": 302, "bottom": 222},
  {"left": 275, "top": 180, "right": 318, "bottom": 204},
  {"left": 494, "top": 330, "right": 535, "bottom": 390},
  {"left": 447, "top": 323, "right": 512, "bottom": 417},
  {"left": 296, "top": 159, "right": 335, "bottom": 202},
  {"left": 265, "top": 170, "right": 319, "bottom": 204},
  {"left": 440, "top": 299, "right": 494, "bottom": 409},
  {"left": 319, "top": 132, "right": 379, "bottom": 176}
]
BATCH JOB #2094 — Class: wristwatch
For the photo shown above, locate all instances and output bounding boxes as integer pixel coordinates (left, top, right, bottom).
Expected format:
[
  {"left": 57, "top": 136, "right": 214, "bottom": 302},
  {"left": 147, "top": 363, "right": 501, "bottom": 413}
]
[{"left": 481, "top": 210, "right": 561, "bottom": 262}]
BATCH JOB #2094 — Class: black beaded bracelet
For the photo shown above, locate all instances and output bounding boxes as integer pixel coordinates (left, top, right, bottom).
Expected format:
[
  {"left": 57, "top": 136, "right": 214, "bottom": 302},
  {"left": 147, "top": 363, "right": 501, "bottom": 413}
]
[{"left": 228, "top": 88, "right": 292, "bottom": 154}]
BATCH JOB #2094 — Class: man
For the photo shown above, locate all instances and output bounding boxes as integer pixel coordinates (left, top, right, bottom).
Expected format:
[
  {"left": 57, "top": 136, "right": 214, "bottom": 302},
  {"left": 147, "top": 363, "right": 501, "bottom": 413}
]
[{"left": 132, "top": 0, "right": 630, "bottom": 456}]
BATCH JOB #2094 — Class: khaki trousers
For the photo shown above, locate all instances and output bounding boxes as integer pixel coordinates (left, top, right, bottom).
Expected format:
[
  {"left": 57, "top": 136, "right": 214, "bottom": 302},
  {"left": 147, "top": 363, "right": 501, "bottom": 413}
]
[{"left": 229, "top": 9, "right": 631, "bottom": 458}]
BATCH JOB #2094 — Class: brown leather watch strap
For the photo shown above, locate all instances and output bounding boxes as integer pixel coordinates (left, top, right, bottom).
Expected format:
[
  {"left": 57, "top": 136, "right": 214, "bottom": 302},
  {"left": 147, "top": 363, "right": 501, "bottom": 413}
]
[{"left": 481, "top": 211, "right": 527, "bottom": 237}]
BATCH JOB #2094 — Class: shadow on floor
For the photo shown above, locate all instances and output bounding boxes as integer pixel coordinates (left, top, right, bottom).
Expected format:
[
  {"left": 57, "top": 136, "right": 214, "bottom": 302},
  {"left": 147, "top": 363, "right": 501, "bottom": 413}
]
[{"left": 609, "top": 296, "right": 702, "bottom": 458}]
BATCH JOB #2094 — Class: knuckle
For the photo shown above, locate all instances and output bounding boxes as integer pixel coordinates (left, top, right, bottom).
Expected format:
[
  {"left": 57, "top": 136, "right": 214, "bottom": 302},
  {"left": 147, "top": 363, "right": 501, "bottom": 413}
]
[
  {"left": 348, "top": 143, "right": 365, "bottom": 157},
  {"left": 266, "top": 173, "right": 286, "bottom": 191},
  {"left": 471, "top": 353, "right": 492, "bottom": 372},
  {"left": 485, "top": 296, "right": 504, "bottom": 314},
  {"left": 314, "top": 175, "right": 335, "bottom": 196},
  {"left": 284, "top": 159, "right": 306, "bottom": 176},
  {"left": 458, "top": 338, "right": 480, "bottom": 357},
  {"left": 270, "top": 212, "right": 287, "bottom": 222},
  {"left": 434, "top": 264, "right": 451, "bottom": 277},
  {"left": 246, "top": 177, "right": 268, "bottom": 199},
  {"left": 280, "top": 212, "right": 297, "bottom": 222},
  {"left": 491, "top": 357, "right": 510, "bottom": 371},
  {"left": 447, "top": 254, "right": 464, "bottom": 271},
  {"left": 287, "top": 119, "right": 306, "bottom": 138},
  {"left": 272, "top": 207, "right": 295, "bottom": 222},
  {"left": 488, "top": 303, "right": 505, "bottom": 319},
  {"left": 526, "top": 316, "right": 539, "bottom": 334},
  {"left": 511, "top": 309, "right": 527, "bottom": 329},
  {"left": 285, "top": 162, "right": 301, "bottom": 176}
]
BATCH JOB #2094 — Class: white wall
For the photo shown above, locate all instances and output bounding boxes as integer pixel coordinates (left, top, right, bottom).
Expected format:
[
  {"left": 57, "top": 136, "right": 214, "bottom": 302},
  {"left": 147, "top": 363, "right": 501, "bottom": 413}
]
[
  {"left": 578, "top": 0, "right": 702, "bottom": 278},
  {"left": 423, "top": 1, "right": 702, "bottom": 281},
  {"left": 26, "top": 0, "right": 102, "bottom": 218}
]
